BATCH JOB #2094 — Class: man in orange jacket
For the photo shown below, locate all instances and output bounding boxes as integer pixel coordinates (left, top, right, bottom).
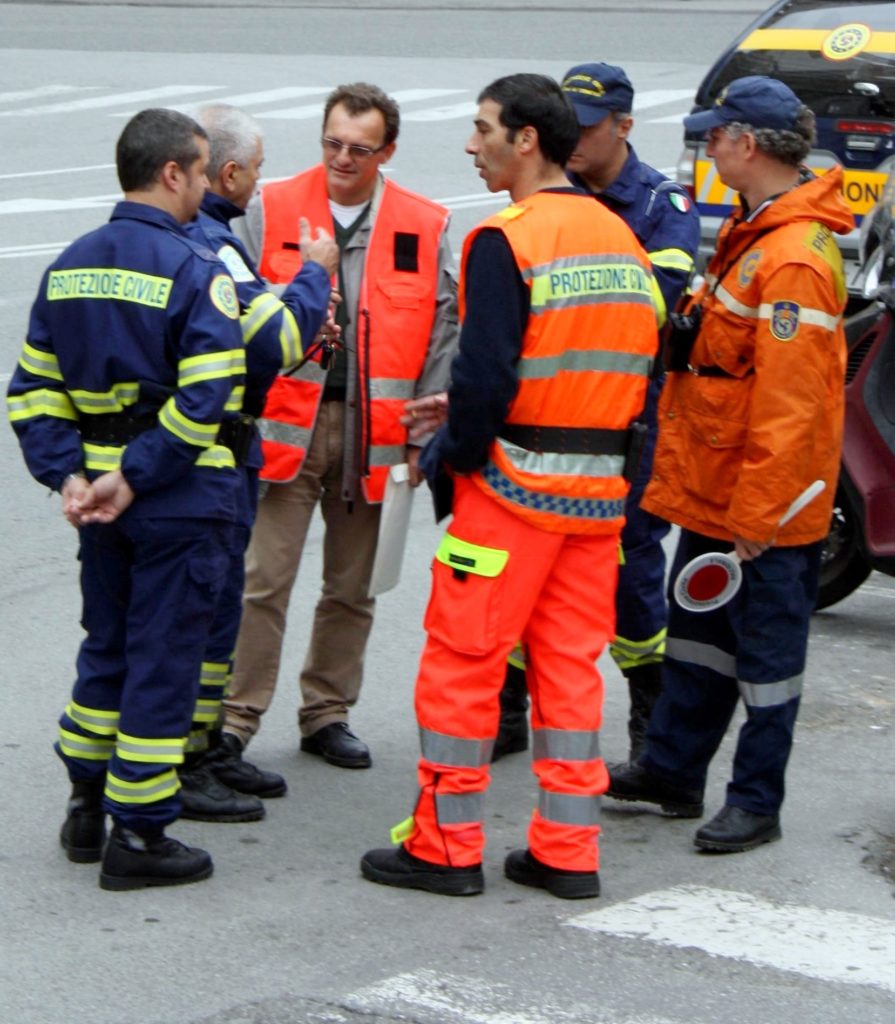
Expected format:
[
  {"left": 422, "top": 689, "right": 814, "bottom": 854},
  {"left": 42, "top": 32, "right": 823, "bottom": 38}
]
[
  {"left": 361, "top": 73, "right": 658, "bottom": 899},
  {"left": 608, "top": 77, "right": 853, "bottom": 852}
]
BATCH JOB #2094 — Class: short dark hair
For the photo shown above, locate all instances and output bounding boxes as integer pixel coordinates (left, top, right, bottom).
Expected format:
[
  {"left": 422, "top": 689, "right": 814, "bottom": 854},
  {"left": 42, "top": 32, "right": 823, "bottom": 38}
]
[
  {"left": 477, "top": 74, "right": 579, "bottom": 166},
  {"left": 116, "top": 108, "right": 207, "bottom": 192},
  {"left": 322, "top": 83, "right": 401, "bottom": 146}
]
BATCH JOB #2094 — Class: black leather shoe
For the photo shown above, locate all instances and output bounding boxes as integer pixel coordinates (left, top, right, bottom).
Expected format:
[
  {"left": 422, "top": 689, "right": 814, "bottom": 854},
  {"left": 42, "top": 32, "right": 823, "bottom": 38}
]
[
  {"left": 360, "top": 846, "right": 484, "bottom": 896},
  {"left": 209, "top": 733, "right": 287, "bottom": 798},
  {"left": 606, "top": 761, "right": 704, "bottom": 818},
  {"left": 504, "top": 848, "right": 599, "bottom": 899},
  {"left": 60, "top": 781, "right": 106, "bottom": 863},
  {"left": 694, "top": 805, "right": 782, "bottom": 852},
  {"left": 300, "top": 722, "right": 371, "bottom": 769},
  {"left": 623, "top": 663, "right": 663, "bottom": 763},
  {"left": 178, "top": 763, "right": 265, "bottom": 822},
  {"left": 99, "top": 824, "right": 213, "bottom": 890}
]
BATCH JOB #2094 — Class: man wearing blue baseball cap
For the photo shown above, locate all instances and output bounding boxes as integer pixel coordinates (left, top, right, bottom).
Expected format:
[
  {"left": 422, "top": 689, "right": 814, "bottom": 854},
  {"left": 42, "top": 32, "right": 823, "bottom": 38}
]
[
  {"left": 608, "top": 77, "right": 853, "bottom": 853},
  {"left": 491, "top": 61, "right": 700, "bottom": 770}
]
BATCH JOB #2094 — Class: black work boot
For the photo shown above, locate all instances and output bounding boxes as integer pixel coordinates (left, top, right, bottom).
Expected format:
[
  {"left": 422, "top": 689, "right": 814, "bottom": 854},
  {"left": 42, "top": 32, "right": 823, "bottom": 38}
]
[
  {"left": 694, "top": 805, "right": 782, "bottom": 852},
  {"left": 99, "top": 823, "right": 213, "bottom": 890},
  {"left": 360, "top": 846, "right": 484, "bottom": 896},
  {"left": 178, "top": 762, "right": 265, "bottom": 822},
  {"left": 492, "top": 662, "right": 529, "bottom": 763},
  {"left": 606, "top": 761, "right": 704, "bottom": 817},
  {"left": 60, "top": 780, "right": 106, "bottom": 863},
  {"left": 623, "top": 663, "right": 663, "bottom": 763},
  {"left": 504, "top": 848, "right": 600, "bottom": 899},
  {"left": 209, "top": 733, "right": 287, "bottom": 798}
]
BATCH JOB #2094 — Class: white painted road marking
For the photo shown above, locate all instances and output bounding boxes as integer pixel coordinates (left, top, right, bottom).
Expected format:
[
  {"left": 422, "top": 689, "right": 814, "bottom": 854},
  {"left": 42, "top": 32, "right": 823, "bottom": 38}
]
[
  {"left": 259, "top": 87, "right": 465, "bottom": 120},
  {"left": 0, "top": 85, "right": 225, "bottom": 117},
  {"left": 0, "top": 163, "right": 115, "bottom": 181},
  {"left": 569, "top": 885, "right": 895, "bottom": 993},
  {"left": 347, "top": 968, "right": 680, "bottom": 1024},
  {"left": 0, "top": 85, "right": 99, "bottom": 105}
]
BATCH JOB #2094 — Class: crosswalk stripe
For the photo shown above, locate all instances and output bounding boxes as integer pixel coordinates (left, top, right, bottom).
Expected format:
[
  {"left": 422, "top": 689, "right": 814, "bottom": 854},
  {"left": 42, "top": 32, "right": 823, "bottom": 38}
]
[
  {"left": 0, "top": 85, "right": 226, "bottom": 117},
  {"left": 0, "top": 85, "right": 99, "bottom": 105},
  {"left": 259, "top": 87, "right": 465, "bottom": 120},
  {"left": 568, "top": 885, "right": 895, "bottom": 993},
  {"left": 0, "top": 163, "right": 115, "bottom": 181},
  {"left": 403, "top": 100, "right": 478, "bottom": 122}
]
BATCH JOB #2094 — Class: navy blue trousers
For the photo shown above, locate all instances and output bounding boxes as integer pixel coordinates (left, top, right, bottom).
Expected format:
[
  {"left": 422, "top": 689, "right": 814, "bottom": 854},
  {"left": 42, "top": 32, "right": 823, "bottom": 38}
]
[
  {"left": 612, "top": 376, "right": 671, "bottom": 671},
  {"left": 643, "top": 529, "right": 822, "bottom": 815},
  {"left": 57, "top": 514, "right": 232, "bottom": 831}
]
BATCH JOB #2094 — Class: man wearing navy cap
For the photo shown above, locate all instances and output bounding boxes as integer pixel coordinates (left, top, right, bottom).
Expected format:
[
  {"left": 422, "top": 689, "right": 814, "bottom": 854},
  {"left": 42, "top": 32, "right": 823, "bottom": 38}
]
[
  {"left": 608, "top": 77, "right": 852, "bottom": 852},
  {"left": 492, "top": 61, "right": 700, "bottom": 767}
]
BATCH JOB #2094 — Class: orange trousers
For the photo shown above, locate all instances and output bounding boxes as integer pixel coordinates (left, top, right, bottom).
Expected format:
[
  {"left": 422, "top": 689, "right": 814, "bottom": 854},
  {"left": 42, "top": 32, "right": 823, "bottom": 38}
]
[{"left": 407, "top": 477, "right": 618, "bottom": 873}]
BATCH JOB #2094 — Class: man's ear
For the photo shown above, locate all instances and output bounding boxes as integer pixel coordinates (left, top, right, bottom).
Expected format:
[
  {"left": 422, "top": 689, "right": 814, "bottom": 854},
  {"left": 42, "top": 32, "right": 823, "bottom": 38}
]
[
  {"left": 518, "top": 126, "right": 538, "bottom": 153},
  {"left": 220, "top": 159, "right": 240, "bottom": 196},
  {"left": 158, "top": 159, "right": 182, "bottom": 193}
]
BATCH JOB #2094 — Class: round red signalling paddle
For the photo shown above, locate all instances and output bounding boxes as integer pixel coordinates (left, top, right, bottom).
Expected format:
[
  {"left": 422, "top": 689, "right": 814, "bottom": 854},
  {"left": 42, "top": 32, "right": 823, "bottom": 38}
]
[{"left": 673, "top": 480, "right": 826, "bottom": 613}]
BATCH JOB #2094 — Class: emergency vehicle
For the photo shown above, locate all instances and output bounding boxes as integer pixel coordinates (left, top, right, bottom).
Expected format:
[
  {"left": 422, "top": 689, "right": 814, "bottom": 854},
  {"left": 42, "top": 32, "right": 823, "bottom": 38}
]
[{"left": 677, "top": 0, "right": 895, "bottom": 297}]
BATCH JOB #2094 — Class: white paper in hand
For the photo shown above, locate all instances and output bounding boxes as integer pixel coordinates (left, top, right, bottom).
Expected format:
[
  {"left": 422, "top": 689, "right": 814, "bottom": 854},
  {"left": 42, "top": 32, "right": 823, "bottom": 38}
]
[{"left": 368, "top": 463, "right": 415, "bottom": 597}]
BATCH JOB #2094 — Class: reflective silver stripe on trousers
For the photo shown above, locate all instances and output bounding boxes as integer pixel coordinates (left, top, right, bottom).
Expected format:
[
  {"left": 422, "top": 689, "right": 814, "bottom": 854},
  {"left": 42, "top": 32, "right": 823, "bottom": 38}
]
[
  {"left": 517, "top": 348, "right": 651, "bottom": 379},
  {"left": 435, "top": 791, "right": 484, "bottom": 825},
  {"left": 257, "top": 418, "right": 313, "bottom": 448},
  {"left": 738, "top": 675, "right": 803, "bottom": 708},
  {"left": 116, "top": 738, "right": 183, "bottom": 760},
  {"left": 370, "top": 377, "right": 416, "bottom": 400},
  {"left": 532, "top": 728, "right": 600, "bottom": 762},
  {"left": 420, "top": 727, "right": 494, "bottom": 768},
  {"left": 369, "top": 444, "right": 405, "bottom": 467},
  {"left": 104, "top": 774, "right": 178, "bottom": 803},
  {"left": 59, "top": 735, "right": 114, "bottom": 758},
  {"left": 539, "top": 790, "right": 601, "bottom": 826},
  {"left": 496, "top": 437, "right": 624, "bottom": 480},
  {"left": 666, "top": 637, "right": 736, "bottom": 678}
]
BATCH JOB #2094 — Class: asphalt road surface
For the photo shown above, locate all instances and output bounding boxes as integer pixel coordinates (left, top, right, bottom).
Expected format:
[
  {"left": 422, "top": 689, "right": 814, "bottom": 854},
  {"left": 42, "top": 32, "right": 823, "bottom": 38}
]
[{"left": 1, "top": 4, "right": 893, "bottom": 1024}]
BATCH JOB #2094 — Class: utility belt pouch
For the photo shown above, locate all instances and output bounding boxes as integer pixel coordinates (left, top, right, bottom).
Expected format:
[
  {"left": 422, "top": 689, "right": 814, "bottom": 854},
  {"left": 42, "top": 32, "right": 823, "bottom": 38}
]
[
  {"left": 216, "top": 414, "right": 256, "bottom": 467},
  {"left": 622, "top": 420, "right": 648, "bottom": 484},
  {"left": 665, "top": 304, "right": 703, "bottom": 372}
]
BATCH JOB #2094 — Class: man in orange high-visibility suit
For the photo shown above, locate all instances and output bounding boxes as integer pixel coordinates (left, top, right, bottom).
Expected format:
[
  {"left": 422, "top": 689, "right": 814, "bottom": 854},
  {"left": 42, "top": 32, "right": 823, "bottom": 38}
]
[{"left": 360, "top": 73, "right": 659, "bottom": 899}]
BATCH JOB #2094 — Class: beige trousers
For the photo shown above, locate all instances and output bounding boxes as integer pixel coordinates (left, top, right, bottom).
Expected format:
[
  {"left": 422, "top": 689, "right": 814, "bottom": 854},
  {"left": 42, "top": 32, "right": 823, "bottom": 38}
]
[{"left": 224, "top": 401, "right": 380, "bottom": 743}]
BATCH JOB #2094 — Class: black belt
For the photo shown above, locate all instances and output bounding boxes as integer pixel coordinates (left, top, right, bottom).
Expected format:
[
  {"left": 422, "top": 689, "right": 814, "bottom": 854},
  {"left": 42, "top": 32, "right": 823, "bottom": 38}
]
[
  {"left": 500, "top": 423, "right": 628, "bottom": 456},
  {"left": 79, "top": 411, "right": 255, "bottom": 466}
]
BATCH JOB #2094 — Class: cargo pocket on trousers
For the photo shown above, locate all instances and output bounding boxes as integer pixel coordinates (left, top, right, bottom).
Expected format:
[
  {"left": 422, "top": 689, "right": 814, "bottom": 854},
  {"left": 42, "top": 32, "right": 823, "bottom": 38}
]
[{"left": 424, "top": 532, "right": 509, "bottom": 656}]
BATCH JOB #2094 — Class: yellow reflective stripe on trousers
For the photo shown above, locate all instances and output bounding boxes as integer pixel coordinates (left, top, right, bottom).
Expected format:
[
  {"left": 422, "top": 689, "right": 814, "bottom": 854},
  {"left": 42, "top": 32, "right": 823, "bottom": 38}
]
[
  {"left": 517, "top": 347, "right": 651, "bottom": 380},
  {"left": 192, "top": 699, "right": 222, "bottom": 724},
  {"left": 610, "top": 627, "right": 667, "bottom": 669},
  {"left": 538, "top": 790, "right": 601, "bottom": 826},
  {"left": 105, "top": 768, "right": 180, "bottom": 805},
  {"left": 184, "top": 728, "right": 210, "bottom": 755},
  {"left": 738, "top": 675, "right": 803, "bottom": 708},
  {"left": 7, "top": 388, "right": 78, "bottom": 422},
  {"left": 666, "top": 637, "right": 735, "bottom": 678},
  {"left": 83, "top": 442, "right": 236, "bottom": 472},
  {"left": 68, "top": 381, "right": 140, "bottom": 414},
  {"left": 531, "top": 728, "right": 600, "bottom": 762},
  {"left": 177, "top": 348, "right": 245, "bottom": 387},
  {"left": 420, "top": 727, "right": 494, "bottom": 768},
  {"left": 158, "top": 397, "right": 219, "bottom": 447},
  {"left": 18, "top": 342, "right": 63, "bottom": 381},
  {"left": 58, "top": 728, "right": 115, "bottom": 761},
  {"left": 66, "top": 700, "right": 120, "bottom": 736},
  {"left": 522, "top": 253, "right": 655, "bottom": 314},
  {"left": 224, "top": 384, "right": 245, "bottom": 413},
  {"left": 116, "top": 732, "right": 185, "bottom": 765},
  {"left": 200, "top": 661, "right": 229, "bottom": 688},
  {"left": 435, "top": 792, "right": 483, "bottom": 825},
  {"left": 507, "top": 642, "right": 526, "bottom": 670},
  {"left": 496, "top": 436, "right": 625, "bottom": 481}
]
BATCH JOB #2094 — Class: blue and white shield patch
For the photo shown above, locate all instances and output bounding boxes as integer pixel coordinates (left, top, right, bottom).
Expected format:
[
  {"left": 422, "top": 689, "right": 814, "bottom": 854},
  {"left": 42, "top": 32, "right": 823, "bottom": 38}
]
[{"left": 770, "top": 300, "right": 800, "bottom": 341}]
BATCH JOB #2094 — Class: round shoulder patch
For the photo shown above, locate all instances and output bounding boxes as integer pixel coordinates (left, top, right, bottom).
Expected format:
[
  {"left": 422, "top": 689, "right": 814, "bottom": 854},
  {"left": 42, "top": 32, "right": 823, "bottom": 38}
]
[
  {"left": 770, "top": 301, "right": 800, "bottom": 342},
  {"left": 209, "top": 273, "right": 239, "bottom": 320},
  {"left": 217, "top": 244, "right": 257, "bottom": 284}
]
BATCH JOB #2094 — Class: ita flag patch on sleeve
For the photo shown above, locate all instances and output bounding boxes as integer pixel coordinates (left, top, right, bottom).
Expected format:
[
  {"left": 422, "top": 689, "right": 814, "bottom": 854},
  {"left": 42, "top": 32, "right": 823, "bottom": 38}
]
[
  {"left": 770, "top": 300, "right": 800, "bottom": 341},
  {"left": 669, "top": 192, "right": 692, "bottom": 213}
]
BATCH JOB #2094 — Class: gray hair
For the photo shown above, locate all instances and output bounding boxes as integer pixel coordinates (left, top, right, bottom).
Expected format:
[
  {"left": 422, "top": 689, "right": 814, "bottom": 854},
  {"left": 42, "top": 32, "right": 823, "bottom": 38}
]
[
  {"left": 723, "top": 105, "right": 815, "bottom": 166},
  {"left": 195, "top": 104, "right": 263, "bottom": 179}
]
